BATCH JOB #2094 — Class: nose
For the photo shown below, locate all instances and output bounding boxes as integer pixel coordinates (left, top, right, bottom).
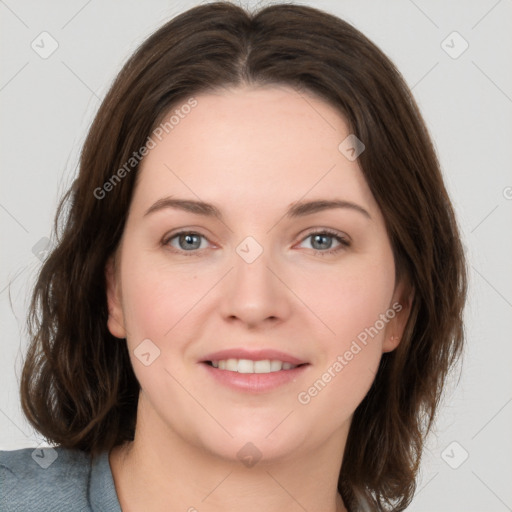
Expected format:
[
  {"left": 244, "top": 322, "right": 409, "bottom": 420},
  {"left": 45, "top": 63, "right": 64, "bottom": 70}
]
[{"left": 218, "top": 242, "right": 292, "bottom": 328}]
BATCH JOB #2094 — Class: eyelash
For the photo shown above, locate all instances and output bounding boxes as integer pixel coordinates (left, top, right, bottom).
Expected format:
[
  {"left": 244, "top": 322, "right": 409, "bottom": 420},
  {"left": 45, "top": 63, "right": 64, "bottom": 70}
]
[
  {"left": 304, "top": 229, "right": 351, "bottom": 256},
  {"left": 162, "top": 229, "right": 351, "bottom": 257}
]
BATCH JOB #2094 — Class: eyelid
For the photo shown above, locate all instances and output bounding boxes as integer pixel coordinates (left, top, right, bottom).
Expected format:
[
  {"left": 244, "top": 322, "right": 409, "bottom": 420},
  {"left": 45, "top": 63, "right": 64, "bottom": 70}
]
[
  {"left": 298, "top": 227, "right": 351, "bottom": 245},
  {"left": 295, "top": 228, "right": 351, "bottom": 256},
  {"left": 162, "top": 230, "right": 212, "bottom": 253},
  {"left": 162, "top": 227, "right": 351, "bottom": 256}
]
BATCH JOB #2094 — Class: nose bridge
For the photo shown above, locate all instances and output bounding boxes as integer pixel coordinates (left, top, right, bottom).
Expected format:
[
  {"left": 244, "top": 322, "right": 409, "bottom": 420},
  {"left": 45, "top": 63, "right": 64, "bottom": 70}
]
[{"left": 219, "top": 234, "right": 290, "bottom": 325}]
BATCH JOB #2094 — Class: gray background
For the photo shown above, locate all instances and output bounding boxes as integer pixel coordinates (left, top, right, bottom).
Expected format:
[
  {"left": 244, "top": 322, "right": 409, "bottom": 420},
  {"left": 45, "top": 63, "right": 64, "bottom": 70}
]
[{"left": 1, "top": 1, "right": 511, "bottom": 510}]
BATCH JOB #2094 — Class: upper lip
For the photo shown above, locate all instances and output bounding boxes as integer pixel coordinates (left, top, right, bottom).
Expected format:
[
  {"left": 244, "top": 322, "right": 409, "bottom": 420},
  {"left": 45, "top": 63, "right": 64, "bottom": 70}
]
[{"left": 200, "top": 348, "right": 308, "bottom": 365}]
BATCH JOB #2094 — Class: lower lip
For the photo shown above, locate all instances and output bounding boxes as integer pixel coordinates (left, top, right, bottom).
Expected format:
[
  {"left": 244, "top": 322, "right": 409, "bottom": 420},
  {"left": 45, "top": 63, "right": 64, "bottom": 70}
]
[{"left": 200, "top": 362, "right": 310, "bottom": 393}]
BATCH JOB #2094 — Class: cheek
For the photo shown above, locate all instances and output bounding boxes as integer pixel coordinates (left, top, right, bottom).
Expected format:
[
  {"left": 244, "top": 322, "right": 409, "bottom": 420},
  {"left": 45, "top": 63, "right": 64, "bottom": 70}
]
[
  {"left": 119, "top": 261, "right": 200, "bottom": 395},
  {"left": 295, "top": 281, "right": 389, "bottom": 421},
  {"left": 294, "top": 255, "right": 394, "bottom": 406},
  {"left": 120, "top": 255, "right": 203, "bottom": 343},
  {"left": 296, "top": 252, "right": 395, "bottom": 344}
]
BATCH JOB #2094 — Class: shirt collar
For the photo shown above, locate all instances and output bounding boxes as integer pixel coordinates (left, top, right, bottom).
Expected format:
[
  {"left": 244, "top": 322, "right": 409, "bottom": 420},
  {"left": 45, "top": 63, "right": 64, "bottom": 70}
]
[{"left": 89, "top": 450, "right": 122, "bottom": 512}]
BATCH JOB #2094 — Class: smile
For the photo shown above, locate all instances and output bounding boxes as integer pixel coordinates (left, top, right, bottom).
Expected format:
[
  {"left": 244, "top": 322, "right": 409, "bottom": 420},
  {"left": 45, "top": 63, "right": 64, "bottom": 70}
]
[
  {"left": 201, "top": 360, "right": 310, "bottom": 393},
  {"left": 207, "top": 359, "right": 301, "bottom": 373}
]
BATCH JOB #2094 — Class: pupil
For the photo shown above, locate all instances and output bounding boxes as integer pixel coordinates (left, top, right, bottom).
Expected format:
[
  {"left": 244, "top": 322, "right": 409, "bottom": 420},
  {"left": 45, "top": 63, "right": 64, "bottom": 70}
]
[
  {"left": 180, "top": 233, "right": 200, "bottom": 250},
  {"left": 313, "top": 234, "right": 331, "bottom": 250}
]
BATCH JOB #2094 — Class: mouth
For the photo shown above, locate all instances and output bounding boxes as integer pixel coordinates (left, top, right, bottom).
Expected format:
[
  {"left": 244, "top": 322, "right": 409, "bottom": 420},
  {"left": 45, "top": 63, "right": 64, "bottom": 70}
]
[
  {"left": 199, "top": 349, "right": 310, "bottom": 393},
  {"left": 203, "top": 358, "right": 308, "bottom": 373}
]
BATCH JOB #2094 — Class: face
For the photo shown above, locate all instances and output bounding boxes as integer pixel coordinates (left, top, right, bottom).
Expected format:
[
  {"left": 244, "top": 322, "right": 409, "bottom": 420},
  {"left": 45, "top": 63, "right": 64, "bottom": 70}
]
[{"left": 106, "top": 85, "right": 410, "bottom": 464}]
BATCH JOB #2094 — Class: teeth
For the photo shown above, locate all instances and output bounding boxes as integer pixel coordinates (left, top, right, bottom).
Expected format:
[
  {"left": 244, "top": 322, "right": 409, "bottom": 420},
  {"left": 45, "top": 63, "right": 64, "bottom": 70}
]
[
  {"left": 226, "top": 358, "right": 238, "bottom": 371},
  {"left": 238, "top": 359, "right": 254, "bottom": 373},
  {"left": 210, "top": 359, "right": 298, "bottom": 374},
  {"left": 254, "top": 360, "right": 270, "bottom": 373},
  {"left": 270, "top": 360, "right": 282, "bottom": 372}
]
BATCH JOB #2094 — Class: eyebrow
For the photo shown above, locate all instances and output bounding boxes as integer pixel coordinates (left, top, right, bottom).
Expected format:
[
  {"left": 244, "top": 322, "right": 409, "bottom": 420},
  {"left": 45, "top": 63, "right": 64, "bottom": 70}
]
[{"left": 144, "top": 197, "right": 371, "bottom": 220}]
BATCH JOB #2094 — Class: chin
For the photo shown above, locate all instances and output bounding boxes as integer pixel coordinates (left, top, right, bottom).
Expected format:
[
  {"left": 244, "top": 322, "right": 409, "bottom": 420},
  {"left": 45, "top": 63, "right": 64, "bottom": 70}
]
[{"left": 193, "top": 418, "right": 309, "bottom": 465}]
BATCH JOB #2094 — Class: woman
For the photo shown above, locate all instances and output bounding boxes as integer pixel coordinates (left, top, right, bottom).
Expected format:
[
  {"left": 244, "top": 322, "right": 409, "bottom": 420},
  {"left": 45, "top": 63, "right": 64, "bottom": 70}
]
[{"left": 0, "top": 2, "right": 467, "bottom": 511}]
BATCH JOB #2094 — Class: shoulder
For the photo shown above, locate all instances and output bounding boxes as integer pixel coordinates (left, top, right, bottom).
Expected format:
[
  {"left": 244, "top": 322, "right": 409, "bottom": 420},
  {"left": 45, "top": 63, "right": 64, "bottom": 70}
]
[{"left": 0, "top": 446, "right": 93, "bottom": 512}]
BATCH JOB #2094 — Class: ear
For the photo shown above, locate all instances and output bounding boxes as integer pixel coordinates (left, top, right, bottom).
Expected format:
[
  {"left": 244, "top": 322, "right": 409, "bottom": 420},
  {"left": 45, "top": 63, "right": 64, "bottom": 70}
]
[
  {"left": 382, "top": 279, "right": 414, "bottom": 353},
  {"left": 105, "top": 255, "right": 127, "bottom": 339}
]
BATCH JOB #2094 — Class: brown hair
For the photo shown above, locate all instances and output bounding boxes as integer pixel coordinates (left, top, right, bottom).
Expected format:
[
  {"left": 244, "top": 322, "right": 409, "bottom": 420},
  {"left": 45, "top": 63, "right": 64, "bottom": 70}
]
[{"left": 20, "top": 2, "right": 467, "bottom": 510}]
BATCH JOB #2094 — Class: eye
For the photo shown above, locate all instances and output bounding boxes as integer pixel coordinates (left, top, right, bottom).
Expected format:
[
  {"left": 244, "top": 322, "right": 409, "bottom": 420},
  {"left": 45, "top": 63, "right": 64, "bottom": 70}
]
[
  {"left": 162, "top": 229, "right": 350, "bottom": 257},
  {"left": 298, "top": 229, "right": 351, "bottom": 256},
  {"left": 163, "top": 231, "right": 210, "bottom": 254}
]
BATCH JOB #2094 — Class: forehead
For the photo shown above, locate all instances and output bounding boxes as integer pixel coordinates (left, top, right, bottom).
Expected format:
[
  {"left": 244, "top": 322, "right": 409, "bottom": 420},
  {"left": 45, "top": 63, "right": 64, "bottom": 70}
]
[{"left": 133, "top": 85, "right": 379, "bottom": 220}]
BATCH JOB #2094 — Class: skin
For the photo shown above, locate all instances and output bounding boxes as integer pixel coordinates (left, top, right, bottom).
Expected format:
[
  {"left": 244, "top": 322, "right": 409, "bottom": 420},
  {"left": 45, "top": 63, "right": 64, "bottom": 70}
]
[{"left": 106, "top": 85, "right": 412, "bottom": 512}]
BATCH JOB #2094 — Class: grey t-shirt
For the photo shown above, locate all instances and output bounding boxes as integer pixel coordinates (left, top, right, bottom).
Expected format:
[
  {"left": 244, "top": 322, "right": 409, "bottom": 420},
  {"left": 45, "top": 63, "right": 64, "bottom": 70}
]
[{"left": 0, "top": 446, "right": 122, "bottom": 511}]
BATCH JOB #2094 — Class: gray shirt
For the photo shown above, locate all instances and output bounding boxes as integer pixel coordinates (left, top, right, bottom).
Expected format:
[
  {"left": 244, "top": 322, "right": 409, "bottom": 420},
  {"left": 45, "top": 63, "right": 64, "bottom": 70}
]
[{"left": 0, "top": 446, "right": 122, "bottom": 511}]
